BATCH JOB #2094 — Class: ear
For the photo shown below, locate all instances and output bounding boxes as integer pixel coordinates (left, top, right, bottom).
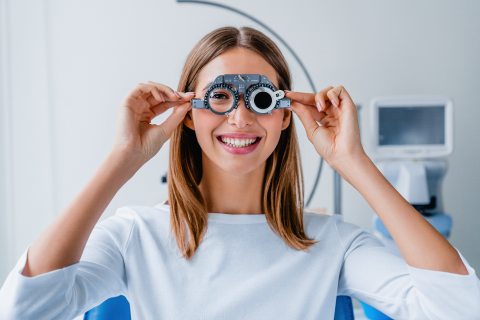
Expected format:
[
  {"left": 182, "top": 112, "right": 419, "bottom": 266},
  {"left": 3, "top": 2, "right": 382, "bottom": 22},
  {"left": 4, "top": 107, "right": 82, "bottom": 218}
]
[
  {"left": 281, "top": 109, "right": 292, "bottom": 130},
  {"left": 183, "top": 109, "right": 195, "bottom": 130}
]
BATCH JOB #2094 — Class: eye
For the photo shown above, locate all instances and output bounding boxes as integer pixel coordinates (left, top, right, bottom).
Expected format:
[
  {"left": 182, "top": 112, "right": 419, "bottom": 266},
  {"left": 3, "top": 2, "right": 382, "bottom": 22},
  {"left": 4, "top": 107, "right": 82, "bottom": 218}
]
[{"left": 210, "top": 92, "right": 229, "bottom": 100}]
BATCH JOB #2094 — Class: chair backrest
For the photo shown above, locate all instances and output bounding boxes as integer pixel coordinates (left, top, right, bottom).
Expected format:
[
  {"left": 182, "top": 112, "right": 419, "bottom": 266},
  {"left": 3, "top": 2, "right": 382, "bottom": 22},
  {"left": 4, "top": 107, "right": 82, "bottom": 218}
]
[
  {"left": 84, "top": 295, "right": 131, "bottom": 320},
  {"left": 335, "top": 295, "right": 355, "bottom": 320},
  {"left": 84, "top": 295, "right": 354, "bottom": 320}
]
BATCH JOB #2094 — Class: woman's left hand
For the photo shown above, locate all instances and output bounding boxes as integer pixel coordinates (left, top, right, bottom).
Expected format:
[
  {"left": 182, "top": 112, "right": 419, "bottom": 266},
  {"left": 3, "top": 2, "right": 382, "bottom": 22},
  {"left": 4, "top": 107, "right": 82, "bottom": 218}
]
[{"left": 285, "top": 86, "right": 366, "bottom": 171}]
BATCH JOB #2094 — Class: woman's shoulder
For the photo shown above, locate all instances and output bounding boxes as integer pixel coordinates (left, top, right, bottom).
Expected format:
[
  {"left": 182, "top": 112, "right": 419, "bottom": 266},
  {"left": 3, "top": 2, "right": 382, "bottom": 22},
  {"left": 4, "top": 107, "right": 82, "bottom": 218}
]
[
  {"left": 303, "top": 210, "right": 342, "bottom": 231},
  {"left": 94, "top": 203, "right": 170, "bottom": 239},
  {"left": 303, "top": 211, "right": 372, "bottom": 247}
]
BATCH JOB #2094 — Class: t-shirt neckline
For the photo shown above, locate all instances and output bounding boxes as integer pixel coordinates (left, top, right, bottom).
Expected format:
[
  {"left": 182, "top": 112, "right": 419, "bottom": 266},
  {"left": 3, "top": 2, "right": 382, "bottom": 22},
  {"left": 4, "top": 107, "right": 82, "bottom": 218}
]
[{"left": 157, "top": 200, "right": 267, "bottom": 224}]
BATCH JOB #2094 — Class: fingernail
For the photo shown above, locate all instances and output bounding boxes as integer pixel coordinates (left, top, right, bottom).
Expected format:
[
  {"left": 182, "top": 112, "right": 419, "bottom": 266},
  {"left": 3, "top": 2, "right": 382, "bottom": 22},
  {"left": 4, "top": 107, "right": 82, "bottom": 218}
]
[
  {"left": 331, "top": 100, "right": 338, "bottom": 108},
  {"left": 187, "top": 104, "right": 193, "bottom": 111},
  {"left": 186, "top": 92, "right": 196, "bottom": 95},
  {"left": 159, "top": 92, "right": 165, "bottom": 102},
  {"left": 174, "top": 91, "right": 181, "bottom": 99},
  {"left": 287, "top": 107, "right": 292, "bottom": 111},
  {"left": 284, "top": 90, "right": 291, "bottom": 93},
  {"left": 316, "top": 101, "right": 322, "bottom": 112}
]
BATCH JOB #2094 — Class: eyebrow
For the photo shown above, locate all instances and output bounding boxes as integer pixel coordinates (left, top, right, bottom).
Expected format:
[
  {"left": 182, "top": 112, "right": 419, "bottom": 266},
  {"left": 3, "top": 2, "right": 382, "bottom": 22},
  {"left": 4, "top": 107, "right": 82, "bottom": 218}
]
[
  {"left": 202, "top": 82, "right": 213, "bottom": 92},
  {"left": 202, "top": 81, "right": 279, "bottom": 92}
]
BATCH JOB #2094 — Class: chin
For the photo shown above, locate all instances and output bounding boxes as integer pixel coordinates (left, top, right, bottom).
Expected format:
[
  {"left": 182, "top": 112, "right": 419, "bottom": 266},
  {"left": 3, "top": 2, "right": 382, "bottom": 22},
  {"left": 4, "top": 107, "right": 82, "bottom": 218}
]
[{"left": 218, "top": 161, "right": 263, "bottom": 176}]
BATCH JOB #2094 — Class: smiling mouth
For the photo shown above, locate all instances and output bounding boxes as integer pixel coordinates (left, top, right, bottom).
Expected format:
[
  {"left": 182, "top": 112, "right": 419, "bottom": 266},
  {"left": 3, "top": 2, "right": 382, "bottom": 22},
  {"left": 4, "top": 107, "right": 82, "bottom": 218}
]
[{"left": 217, "top": 136, "right": 261, "bottom": 148}]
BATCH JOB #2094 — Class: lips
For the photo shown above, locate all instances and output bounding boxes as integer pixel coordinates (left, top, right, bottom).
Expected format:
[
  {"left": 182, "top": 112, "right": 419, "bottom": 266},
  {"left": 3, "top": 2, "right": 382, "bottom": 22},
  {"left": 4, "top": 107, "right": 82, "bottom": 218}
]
[{"left": 216, "top": 134, "right": 262, "bottom": 155}]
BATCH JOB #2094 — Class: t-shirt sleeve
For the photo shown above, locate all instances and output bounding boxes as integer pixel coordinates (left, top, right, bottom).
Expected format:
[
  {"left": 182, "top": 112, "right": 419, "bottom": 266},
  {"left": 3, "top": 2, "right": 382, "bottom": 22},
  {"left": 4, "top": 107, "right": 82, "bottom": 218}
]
[
  {"left": 334, "top": 214, "right": 480, "bottom": 320},
  {"left": 0, "top": 207, "right": 136, "bottom": 320}
]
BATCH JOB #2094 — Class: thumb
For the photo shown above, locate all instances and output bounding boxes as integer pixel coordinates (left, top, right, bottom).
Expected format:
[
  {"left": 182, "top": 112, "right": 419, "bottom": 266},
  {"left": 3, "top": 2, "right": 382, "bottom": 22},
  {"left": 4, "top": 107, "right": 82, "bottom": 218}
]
[
  {"left": 156, "top": 101, "right": 192, "bottom": 143},
  {"left": 290, "top": 101, "right": 320, "bottom": 142}
]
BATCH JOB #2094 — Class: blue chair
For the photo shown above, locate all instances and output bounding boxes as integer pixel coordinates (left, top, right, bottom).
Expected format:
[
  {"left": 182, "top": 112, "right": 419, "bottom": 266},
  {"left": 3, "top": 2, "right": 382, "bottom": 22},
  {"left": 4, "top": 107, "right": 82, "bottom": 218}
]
[
  {"left": 335, "top": 295, "right": 355, "bottom": 320},
  {"left": 359, "top": 301, "right": 392, "bottom": 320},
  {"left": 84, "top": 295, "right": 130, "bottom": 320},
  {"left": 85, "top": 295, "right": 354, "bottom": 320}
]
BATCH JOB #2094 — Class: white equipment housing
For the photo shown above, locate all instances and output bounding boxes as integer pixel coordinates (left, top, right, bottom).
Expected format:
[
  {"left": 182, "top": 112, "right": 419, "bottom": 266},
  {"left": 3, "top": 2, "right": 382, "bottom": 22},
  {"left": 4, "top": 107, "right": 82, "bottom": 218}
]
[
  {"left": 370, "top": 95, "right": 453, "bottom": 160},
  {"left": 369, "top": 95, "right": 454, "bottom": 254}
]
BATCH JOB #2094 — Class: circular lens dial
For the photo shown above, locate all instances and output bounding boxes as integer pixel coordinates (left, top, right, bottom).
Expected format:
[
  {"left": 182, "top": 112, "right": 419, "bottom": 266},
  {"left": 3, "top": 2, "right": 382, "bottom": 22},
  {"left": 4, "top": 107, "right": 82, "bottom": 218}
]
[
  {"left": 246, "top": 84, "right": 279, "bottom": 114},
  {"left": 205, "top": 84, "right": 238, "bottom": 115},
  {"left": 253, "top": 91, "right": 273, "bottom": 109},
  {"left": 208, "top": 88, "right": 233, "bottom": 113}
]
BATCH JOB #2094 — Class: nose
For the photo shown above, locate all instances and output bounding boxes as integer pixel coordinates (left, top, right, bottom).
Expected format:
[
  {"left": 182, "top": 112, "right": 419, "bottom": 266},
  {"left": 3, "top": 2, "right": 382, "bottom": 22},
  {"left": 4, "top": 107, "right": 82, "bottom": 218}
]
[{"left": 227, "top": 94, "right": 254, "bottom": 128}]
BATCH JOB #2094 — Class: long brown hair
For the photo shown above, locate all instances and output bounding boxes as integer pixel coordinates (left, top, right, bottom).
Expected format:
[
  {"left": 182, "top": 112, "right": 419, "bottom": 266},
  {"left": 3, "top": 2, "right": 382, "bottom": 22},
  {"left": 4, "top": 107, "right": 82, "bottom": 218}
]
[{"left": 168, "top": 26, "right": 319, "bottom": 259}]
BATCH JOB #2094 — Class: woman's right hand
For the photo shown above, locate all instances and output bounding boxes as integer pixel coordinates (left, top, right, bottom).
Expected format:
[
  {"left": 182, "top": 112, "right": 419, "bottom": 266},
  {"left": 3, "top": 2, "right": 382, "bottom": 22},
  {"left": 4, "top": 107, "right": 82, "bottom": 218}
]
[
  {"left": 19, "top": 82, "right": 193, "bottom": 279},
  {"left": 113, "top": 81, "right": 194, "bottom": 162}
]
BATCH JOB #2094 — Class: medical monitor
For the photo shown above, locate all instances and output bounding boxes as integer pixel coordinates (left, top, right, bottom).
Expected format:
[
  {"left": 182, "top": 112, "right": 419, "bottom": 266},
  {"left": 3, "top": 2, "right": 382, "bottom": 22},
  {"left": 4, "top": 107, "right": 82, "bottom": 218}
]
[{"left": 370, "top": 95, "right": 453, "bottom": 159}]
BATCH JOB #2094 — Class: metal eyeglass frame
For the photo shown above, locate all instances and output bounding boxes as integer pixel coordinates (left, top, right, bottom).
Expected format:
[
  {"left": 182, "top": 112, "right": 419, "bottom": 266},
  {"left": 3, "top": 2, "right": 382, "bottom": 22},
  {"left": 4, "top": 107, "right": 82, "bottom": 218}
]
[{"left": 190, "top": 74, "right": 291, "bottom": 117}]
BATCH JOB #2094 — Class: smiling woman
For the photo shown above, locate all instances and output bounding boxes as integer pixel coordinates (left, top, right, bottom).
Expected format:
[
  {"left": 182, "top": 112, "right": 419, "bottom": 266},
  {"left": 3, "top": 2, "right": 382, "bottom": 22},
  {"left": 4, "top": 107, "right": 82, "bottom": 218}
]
[
  {"left": 168, "top": 27, "right": 313, "bottom": 260},
  {"left": 0, "top": 25, "right": 479, "bottom": 320}
]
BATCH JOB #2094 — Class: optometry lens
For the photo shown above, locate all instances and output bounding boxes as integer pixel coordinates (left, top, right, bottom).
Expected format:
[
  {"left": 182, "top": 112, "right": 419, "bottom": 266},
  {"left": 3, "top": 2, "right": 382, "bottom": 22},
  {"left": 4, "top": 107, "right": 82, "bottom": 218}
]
[
  {"left": 191, "top": 75, "right": 290, "bottom": 116},
  {"left": 207, "top": 88, "right": 234, "bottom": 113},
  {"left": 253, "top": 91, "right": 273, "bottom": 109}
]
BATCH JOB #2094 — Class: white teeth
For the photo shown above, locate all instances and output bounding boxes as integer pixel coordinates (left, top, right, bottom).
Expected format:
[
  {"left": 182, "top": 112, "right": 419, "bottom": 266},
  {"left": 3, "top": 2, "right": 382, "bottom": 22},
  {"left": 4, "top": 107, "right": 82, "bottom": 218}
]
[{"left": 220, "top": 136, "right": 258, "bottom": 148}]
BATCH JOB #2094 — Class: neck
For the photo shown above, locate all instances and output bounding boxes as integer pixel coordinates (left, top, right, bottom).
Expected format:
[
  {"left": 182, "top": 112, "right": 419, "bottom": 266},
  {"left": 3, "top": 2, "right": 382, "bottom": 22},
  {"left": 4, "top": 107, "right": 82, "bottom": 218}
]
[{"left": 198, "top": 152, "right": 265, "bottom": 215}]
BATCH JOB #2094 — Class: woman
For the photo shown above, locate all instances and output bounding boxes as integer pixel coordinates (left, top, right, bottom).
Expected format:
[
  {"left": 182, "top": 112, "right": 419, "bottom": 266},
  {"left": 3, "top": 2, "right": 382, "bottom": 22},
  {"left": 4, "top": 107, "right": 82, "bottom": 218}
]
[{"left": 1, "top": 26, "right": 479, "bottom": 319}]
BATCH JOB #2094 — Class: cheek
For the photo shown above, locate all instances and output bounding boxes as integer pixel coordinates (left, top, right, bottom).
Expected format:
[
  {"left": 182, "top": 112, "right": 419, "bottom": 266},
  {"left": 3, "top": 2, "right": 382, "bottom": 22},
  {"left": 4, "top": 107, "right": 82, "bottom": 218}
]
[
  {"left": 193, "top": 110, "right": 222, "bottom": 147},
  {"left": 259, "top": 111, "right": 284, "bottom": 142}
]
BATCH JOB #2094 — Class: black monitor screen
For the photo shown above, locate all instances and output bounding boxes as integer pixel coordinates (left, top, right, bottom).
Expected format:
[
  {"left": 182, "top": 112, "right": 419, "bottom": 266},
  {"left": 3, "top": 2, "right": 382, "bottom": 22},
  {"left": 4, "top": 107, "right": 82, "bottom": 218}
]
[{"left": 379, "top": 106, "right": 445, "bottom": 146}]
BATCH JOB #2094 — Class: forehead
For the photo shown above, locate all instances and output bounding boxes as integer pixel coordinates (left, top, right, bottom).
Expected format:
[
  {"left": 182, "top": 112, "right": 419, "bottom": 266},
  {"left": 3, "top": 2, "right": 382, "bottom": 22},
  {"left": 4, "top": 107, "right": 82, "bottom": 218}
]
[{"left": 196, "top": 48, "right": 278, "bottom": 92}]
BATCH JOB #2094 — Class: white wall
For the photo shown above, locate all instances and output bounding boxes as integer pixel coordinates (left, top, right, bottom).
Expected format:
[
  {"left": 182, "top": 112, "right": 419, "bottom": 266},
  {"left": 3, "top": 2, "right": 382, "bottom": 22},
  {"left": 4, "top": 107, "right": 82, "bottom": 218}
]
[
  {"left": 0, "top": 0, "right": 8, "bottom": 282},
  {"left": 1, "top": 0, "right": 479, "bottom": 287}
]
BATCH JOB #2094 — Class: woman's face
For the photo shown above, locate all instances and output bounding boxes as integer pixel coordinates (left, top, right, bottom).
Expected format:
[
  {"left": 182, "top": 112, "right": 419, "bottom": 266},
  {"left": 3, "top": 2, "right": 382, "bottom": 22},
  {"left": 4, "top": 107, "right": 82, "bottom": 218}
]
[{"left": 183, "top": 47, "right": 291, "bottom": 175}]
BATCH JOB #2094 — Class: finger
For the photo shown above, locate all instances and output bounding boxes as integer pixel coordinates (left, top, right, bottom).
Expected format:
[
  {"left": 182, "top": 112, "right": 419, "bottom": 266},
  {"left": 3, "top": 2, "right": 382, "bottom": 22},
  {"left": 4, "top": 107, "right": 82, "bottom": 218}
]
[
  {"left": 146, "top": 81, "right": 182, "bottom": 101},
  {"left": 150, "top": 100, "right": 189, "bottom": 117},
  {"left": 146, "top": 94, "right": 161, "bottom": 107},
  {"left": 291, "top": 96, "right": 343, "bottom": 129},
  {"left": 315, "top": 87, "right": 335, "bottom": 112},
  {"left": 175, "top": 91, "right": 196, "bottom": 100},
  {"left": 150, "top": 86, "right": 164, "bottom": 103},
  {"left": 326, "top": 86, "right": 352, "bottom": 108},
  {"left": 150, "top": 103, "right": 170, "bottom": 117},
  {"left": 126, "top": 81, "right": 178, "bottom": 102},
  {"left": 147, "top": 91, "right": 195, "bottom": 109},
  {"left": 285, "top": 91, "right": 316, "bottom": 106},
  {"left": 290, "top": 101, "right": 327, "bottom": 124},
  {"left": 146, "top": 94, "right": 172, "bottom": 108},
  {"left": 155, "top": 101, "right": 192, "bottom": 142},
  {"left": 144, "top": 91, "right": 165, "bottom": 104},
  {"left": 127, "top": 83, "right": 157, "bottom": 100},
  {"left": 285, "top": 86, "right": 334, "bottom": 109},
  {"left": 144, "top": 88, "right": 165, "bottom": 107},
  {"left": 138, "top": 92, "right": 149, "bottom": 101},
  {"left": 289, "top": 100, "right": 322, "bottom": 142}
]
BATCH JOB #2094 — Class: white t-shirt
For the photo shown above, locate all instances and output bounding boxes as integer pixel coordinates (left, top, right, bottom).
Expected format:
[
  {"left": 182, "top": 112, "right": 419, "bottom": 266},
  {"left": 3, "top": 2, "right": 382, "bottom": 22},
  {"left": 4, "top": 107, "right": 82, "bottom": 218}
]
[{"left": 1, "top": 201, "right": 479, "bottom": 319}]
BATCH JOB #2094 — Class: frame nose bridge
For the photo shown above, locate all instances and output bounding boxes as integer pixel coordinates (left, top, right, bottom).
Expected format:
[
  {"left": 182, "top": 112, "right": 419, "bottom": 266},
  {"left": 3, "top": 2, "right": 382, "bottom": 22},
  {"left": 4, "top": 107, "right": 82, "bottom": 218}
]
[
  {"left": 226, "top": 94, "right": 255, "bottom": 123},
  {"left": 229, "top": 93, "right": 253, "bottom": 118}
]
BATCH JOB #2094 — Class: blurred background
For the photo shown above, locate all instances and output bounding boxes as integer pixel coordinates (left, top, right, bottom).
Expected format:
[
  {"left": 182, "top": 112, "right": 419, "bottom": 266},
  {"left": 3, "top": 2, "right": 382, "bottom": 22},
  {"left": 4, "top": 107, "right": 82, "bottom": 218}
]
[{"left": 1, "top": 0, "right": 479, "bottom": 296}]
